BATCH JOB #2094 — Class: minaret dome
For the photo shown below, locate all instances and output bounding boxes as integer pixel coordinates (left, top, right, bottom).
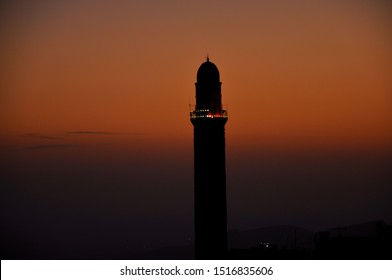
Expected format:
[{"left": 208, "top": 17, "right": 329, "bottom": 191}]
[
  {"left": 196, "top": 59, "right": 220, "bottom": 84},
  {"left": 195, "top": 57, "right": 222, "bottom": 114}
]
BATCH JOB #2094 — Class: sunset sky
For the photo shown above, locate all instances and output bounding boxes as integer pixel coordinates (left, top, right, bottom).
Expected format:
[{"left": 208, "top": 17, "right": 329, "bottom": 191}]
[{"left": 1, "top": 0, "right": 391, "bottom": 258}]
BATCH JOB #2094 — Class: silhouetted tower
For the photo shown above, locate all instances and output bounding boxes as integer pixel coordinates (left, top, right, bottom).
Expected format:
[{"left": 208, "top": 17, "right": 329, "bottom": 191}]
[{"left": 190, "top": 57, "right": 228, "bottom": 259}]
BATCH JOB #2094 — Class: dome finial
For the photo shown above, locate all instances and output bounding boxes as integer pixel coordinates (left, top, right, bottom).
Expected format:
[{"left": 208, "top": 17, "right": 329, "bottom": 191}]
[{"left": 206, "top": 53, "right": 209, "bottom": 62}]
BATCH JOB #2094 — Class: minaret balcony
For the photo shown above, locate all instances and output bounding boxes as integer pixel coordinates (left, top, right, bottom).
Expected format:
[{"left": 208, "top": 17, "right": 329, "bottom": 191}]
[{"left": 189, "top": 105, "right": 228, "bottom": 119}]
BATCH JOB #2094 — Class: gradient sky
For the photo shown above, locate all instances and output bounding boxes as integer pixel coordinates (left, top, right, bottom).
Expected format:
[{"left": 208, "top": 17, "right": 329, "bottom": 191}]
[{"left": 1, "top": 0, "right": 391, "bottom": 258}]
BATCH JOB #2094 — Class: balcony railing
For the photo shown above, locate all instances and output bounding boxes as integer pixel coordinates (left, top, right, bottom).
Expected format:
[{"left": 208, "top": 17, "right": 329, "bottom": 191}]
[{"left": 189, "top": 105, "right": 228, "bottom": 119}]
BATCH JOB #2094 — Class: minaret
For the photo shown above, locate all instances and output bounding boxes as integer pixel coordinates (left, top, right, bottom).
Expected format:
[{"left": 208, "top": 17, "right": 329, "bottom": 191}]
[{"left": 190, "top": 57, "right": 228, "bottom": 259}]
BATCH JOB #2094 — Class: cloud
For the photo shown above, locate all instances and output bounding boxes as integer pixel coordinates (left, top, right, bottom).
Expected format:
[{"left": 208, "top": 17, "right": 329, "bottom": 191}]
[
  {"left": 17, "top": 144, "right": 85, "bottom": 151},
  {"left": 67, "top": 131, "right": 116, "bottom": 135},
  {"left": 66, "top": 131, "right": 147, "bottom": 136},
  {"left": 20, "top": 133, "right": 63, "bottom": 140}
]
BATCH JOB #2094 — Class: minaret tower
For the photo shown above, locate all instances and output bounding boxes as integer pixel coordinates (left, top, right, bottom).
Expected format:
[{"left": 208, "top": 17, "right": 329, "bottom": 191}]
[{"left": 190, "top": 57, "right": 228, "bottom": 259}]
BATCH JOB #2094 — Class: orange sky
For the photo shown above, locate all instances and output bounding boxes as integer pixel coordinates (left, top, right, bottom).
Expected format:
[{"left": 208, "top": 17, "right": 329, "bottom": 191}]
[{"left": 1, "top": 0, "right": 391, "bottom": 152}]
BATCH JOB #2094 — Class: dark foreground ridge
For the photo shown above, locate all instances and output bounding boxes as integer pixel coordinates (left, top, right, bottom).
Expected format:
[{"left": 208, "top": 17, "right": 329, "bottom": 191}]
[
  {"left": 2, "top": 220, "right": 391, "bottom": 259},
  {"left": 130, "top": 221, "right": 392, "bottom": 260}
]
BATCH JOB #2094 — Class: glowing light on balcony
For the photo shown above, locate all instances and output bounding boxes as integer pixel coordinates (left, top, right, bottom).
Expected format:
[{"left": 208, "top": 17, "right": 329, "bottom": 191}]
[{"left": 189, "top": 105, "right": 228, "bottom": 119}]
